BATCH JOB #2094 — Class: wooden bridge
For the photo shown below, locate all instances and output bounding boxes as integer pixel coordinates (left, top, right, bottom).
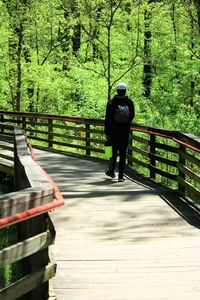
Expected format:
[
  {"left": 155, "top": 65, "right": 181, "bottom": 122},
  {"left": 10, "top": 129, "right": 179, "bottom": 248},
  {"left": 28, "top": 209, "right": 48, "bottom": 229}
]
[{"left": 0, "top": 111, "right": 200, "bottom": 300}]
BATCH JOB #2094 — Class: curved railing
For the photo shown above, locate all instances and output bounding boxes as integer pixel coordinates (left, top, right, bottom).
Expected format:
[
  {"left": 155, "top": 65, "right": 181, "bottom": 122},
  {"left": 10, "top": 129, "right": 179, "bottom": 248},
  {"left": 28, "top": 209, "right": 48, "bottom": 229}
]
[
  {"left": 0, "top": 122, "right": 64, "bottom": 299},
  {"left": 0, "top": 110, "right": 199, "bottom": 207}
]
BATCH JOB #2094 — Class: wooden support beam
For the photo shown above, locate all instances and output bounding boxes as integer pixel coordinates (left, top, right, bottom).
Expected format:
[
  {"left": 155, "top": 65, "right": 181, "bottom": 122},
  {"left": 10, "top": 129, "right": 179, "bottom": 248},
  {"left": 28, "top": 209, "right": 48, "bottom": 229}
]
[
  {"left": 177, "top": 176, "right": 200, "bottom": 199},
  {"left": 0, "top": 231, "right": 54, "bottom": 267},
  {"left": 0, "top": 163, "right": 14, "bottom": 176},
  {"left": 178, "top": 164, "right": 200, "bottom": 184},
  {"left": 0, "top": 262, "right": 56, "bottom": 300}
]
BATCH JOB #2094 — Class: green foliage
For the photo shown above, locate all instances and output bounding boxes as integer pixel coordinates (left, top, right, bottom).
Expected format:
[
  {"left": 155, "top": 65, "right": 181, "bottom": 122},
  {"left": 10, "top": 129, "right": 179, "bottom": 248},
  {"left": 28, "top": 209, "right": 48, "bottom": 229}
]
[
  {"left": 0, "top": 0, "right": 199, "bottom": 136},
  {"left": 0, "top": 225, "right": 23, "bottom": 289}
]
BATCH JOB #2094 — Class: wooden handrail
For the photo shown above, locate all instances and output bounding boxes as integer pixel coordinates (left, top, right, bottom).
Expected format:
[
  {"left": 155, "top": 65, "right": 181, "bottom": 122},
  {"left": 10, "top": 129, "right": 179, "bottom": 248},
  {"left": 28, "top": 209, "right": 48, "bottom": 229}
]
[
  {"left": 0, "top": 123, "right": 64, "bottom": 299},
  {"left": 0, "top": 110, "right": 199, "bottom": 204},
  {"left": 0, "top": 110, "right": 199, "bottom": 148}
]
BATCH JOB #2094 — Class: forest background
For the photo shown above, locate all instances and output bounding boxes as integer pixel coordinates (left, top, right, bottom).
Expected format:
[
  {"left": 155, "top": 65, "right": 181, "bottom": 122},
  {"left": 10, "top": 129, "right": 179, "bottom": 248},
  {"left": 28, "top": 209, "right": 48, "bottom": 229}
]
[{"left": 0, "top": 0, "right": 199, "bottom": 136}]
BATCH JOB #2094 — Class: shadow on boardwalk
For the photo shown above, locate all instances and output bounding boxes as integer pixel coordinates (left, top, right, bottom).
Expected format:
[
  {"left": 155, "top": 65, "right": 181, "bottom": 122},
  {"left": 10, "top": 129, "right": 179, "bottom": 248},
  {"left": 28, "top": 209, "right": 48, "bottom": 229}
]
[
  {"left": 36, "top": 149, "right": 200, "bottom": 300},
  {"left": 125, "top": 169, "right": 200, "bottom": 230}
]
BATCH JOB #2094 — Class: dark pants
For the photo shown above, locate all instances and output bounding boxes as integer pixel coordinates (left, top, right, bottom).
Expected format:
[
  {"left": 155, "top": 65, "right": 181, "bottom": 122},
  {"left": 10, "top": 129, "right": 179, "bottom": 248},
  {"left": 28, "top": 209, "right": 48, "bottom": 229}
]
[{"left": 108, "top": 131, "right": 129, "bottom": 177}]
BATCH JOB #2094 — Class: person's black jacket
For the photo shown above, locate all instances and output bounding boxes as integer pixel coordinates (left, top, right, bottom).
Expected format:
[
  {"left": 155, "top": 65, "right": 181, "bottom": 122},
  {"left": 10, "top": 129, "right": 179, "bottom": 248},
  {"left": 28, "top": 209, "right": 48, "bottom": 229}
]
[{"left": 104, "top": 95, "right": 135, "bottom": 138}]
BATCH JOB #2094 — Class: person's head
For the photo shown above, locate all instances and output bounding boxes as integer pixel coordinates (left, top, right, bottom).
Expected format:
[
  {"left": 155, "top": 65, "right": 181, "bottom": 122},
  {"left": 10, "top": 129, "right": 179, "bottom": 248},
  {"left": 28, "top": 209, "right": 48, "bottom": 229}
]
[{"left": 116, "top": 82, "right": 127, "bottom": 96}]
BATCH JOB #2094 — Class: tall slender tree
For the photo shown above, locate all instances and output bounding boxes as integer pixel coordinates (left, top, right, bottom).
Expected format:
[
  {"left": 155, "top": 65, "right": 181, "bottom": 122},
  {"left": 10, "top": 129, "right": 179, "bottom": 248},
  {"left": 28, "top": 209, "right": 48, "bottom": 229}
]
[
  {"left": 2, "top": 0, "right": 27, "bottom": 111},
  {"left": 143, "top": 1, "right": 152, "bottom": 98}
]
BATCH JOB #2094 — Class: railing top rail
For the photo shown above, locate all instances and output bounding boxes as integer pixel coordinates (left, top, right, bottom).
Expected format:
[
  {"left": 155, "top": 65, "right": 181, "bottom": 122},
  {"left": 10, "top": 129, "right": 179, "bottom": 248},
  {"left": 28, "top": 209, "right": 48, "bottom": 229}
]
[
  {"left": 132, "top": 123, "right": 200, "bottom": 153},
  {"left": 0, "top": 122, "right": 21, "bottom": 131},
  {"left": 0, "top": 110, "right": 104, "bottom": 125}
]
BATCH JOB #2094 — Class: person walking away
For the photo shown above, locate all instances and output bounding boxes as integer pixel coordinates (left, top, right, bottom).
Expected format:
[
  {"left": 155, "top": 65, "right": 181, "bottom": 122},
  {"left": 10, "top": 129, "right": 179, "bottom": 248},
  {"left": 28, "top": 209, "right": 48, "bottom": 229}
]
[{"left": 104, "top": 82, "right": 135, "bottom": 182}]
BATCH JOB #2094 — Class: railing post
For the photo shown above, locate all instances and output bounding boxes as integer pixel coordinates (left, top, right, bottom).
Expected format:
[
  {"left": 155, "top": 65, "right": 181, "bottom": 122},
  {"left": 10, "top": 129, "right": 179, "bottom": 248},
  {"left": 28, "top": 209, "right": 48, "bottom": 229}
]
[
  {"left": 149, "top": 134, "right": 156, "bottom": 179},
  {"left": 22, "top": 116, "right": 26, "bottom": 131},
  {"left": 178, "top": 144, "right": 186, "bottom": 196},
  {"left": 48, "top": 119, "right": 53, "bottom": 148},
  {"left": 0, "top": 115, "right": 4, "bottom": 133},
  {"left": 86, "top": 123, "right": 90, "bottom": 156}
]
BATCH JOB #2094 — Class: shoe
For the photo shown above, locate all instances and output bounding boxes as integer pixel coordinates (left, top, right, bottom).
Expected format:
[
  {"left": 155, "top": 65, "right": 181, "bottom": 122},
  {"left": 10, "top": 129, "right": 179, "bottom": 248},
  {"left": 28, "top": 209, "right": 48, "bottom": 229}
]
[
  {"left": 105, "top": 169, "right": 115, "bottom": 178},
  {"left": 118, "top": 176, "right": 125, "bottom": 182}
]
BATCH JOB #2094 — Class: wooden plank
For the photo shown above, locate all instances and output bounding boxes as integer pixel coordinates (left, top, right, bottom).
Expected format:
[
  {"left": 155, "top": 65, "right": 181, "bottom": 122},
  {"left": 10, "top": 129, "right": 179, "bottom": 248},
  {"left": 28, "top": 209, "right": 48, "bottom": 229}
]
[
  {"left": 27, "top": 128, "right": 49, "bottom": 135},
  {"left": 0, "top": 110, "right": 104, "bottom": 126},
  {"left": 86, "top": 128, "right": 104, "bottom": 135},
  {"left": 132, "top": 134, "right": 149, "bottom": 145},
  {"left": 0, "top": 143, "right": 14, "bottom": 151},
  {"left": 150, "top": 152, "right": 177, "bottom": 167},
  {"left": 178, "top": 132, "right": 200, "bottom": 152},
  {"left": 14, "top": 128, "right": 29, "bottom": 156},
  {"left": 25, "top": 121, "right": 48, "bottom": 127},
  {"left": 0, "top": 187, "right": 53, "bottom": 208},
  {"left": 155, "top": 141, "right": 178, "bottom": 153},
  {"left": 0, "top": 140, "right": 14, "bottom": 177},
  {"left": 16, "top": 155, "right": 52, "bottom": 189},
  {"left": 179, "top": 149, "right": 200, "bottom": 167},
  {"left": 0, "top": 231, "right": 54, "bottom": 267},
  {"left": 131, "top": 145, "right": 149, "bottom": 157},
  {"left": 132, "top": 122, "right": 179, "bottom": 138},
  {"left": 177, "top": 176, "right": 200, "bottom": 198},
  {"left": 26, "top": 135, "right": 49, "bottom": 144},
  {"left": 131, "top": 156, "right": 149, "bottom": 168},
  {"left": 149, "top": 165, "right": 177, "bottom": 181},
  {"left": 150, "top": 165, "right": 177, "bottom": 181},
  {"left": 30, "top": 138, "right": 104, "bottom": 154},
  {"left": 0, "top": 262, "right": 56, "bottom": 300},
  {"left": 0, "top": 134, "right": 14, "bottom": 142},
  {"left": 178, "top": 164, "right": 200, "bottom": 184},
  {"left": 0, "top": 162, "right": 14, "bottom": 175},
  {"left": 17, "top": 214, "right": 50, "bottom": 299},
  {"left": 0, "top": 123, "right": 14, "bottom": 131},
  {"left": 0, "top": 153, "right": 14, "bottom": 162},
  {"left": 43, "top": 123, "right": 85, "bottom": 132},
  {"left": 0, "top": 118, "right": 20, "bottom": 125},
  {"left": 131, "top": 146, "right": 177, "bottom": 167},
  {"left": 27, "top": 127, "right": 104, "bottom": 137},
  {"left": 0, "top": 187, "right": 54, "bottom": 217}
]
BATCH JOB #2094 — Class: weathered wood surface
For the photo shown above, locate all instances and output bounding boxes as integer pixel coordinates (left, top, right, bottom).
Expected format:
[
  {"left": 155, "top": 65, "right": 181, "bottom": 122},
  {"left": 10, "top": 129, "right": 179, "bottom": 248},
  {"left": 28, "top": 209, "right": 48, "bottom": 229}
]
[
  {"left": 0, "top": 187, "right": 54, "bottom": 218},
  {"left": 36, "top": 150, "right": 200, "bottom": 300},
  {"left": 0, "top": 140, "right": 14, "bottom": 175},
  {"left": 0, "top": 126, "right": 58, "bottom": 300},
  {"left": 0, "top": 231, "right": 54, "bottom": 267},
  {"left": 0, "top": 262, "right": 56, "bottom": 300}
]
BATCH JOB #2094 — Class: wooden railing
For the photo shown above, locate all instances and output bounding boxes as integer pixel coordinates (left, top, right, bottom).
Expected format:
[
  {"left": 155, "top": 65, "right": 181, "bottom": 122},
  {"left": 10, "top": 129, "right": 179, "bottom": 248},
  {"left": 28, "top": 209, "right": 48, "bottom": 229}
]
[
  {"left": 0, "top": 122, "right": 64, "bottom": 299},
  {"left": 0, "top": 110, "right": 200, "bottom": 207},
  {"left": 131, "top": 124, "right": 200, "bottom": 203}
]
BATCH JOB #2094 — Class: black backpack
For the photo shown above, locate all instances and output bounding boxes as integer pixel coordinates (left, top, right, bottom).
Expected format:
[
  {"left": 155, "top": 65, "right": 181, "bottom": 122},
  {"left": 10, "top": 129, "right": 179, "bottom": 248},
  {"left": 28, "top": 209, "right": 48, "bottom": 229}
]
[{"left": 114, "top": 103, "right": 130, "bottom": 123}]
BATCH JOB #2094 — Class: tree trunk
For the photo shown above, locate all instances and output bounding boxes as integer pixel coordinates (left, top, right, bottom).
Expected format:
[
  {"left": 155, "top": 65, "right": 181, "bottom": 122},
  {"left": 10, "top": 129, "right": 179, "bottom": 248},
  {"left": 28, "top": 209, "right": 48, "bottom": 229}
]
[
  {"left": 107, "top": 24, "right": 111, "bottom": 101},
  {"left": 71, "top": 1, "right": 81, "bottom": 54},
  {"left": 143, "top": 6, "right": 152, "bottom": 98},
  {"left": 193, "top": 0, "right": 200, "bottom": 118},
  {"left": 72, "top": 23, "right": 81, "bottom": 54},
  {"left": 170, "top": 2, "right": 177, "bottom": 62},
  {"left": 190, "top": 13, "right": 195, "bottom": 107},
  {"left": 194, "top": 0, "right": 200, "bottom": 33},
  {"left": 15, "top": 23, "right": 23, "bottom": 112}
]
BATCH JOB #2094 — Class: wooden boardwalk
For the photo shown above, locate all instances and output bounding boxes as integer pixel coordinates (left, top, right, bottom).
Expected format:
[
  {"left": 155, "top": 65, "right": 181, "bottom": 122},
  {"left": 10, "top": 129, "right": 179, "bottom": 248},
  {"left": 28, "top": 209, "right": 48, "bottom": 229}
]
[{"left": 36, "top": 150, "right": 200, "bottom": 300}]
